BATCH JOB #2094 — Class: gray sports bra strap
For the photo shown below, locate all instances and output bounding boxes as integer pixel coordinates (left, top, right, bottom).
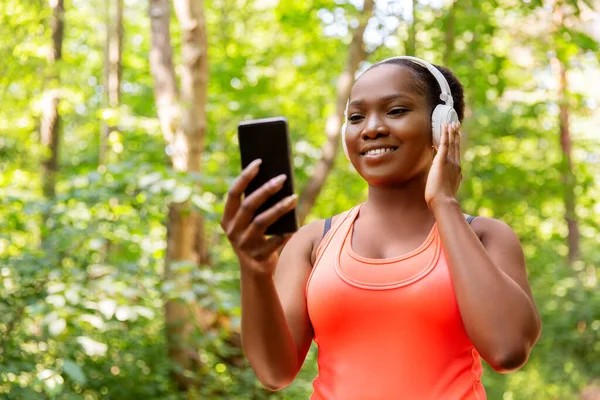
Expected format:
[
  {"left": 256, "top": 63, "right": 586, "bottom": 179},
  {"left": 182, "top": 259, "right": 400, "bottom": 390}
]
[
  {"left": 322, "top": 217, "right": 332, "bottom": 239},
  {"left": 465, "top": 214, "right": 475, "bottom": 225}
]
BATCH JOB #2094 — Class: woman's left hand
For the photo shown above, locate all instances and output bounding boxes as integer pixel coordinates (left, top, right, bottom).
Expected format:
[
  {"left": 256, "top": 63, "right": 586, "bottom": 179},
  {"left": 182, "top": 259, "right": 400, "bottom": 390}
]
[{"left": 425, "top": 122, "right": 462, "bottom": 209}]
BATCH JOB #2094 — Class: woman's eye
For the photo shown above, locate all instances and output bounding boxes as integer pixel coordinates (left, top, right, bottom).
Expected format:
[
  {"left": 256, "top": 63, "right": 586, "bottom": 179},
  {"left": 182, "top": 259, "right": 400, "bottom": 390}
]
[{"left": 389, "top": 108, "right": 407, "bottom": 115}]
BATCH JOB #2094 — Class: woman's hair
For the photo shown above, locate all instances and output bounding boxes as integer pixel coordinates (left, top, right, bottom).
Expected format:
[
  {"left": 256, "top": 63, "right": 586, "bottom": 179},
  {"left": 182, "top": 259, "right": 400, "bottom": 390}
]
[{"left": 367, "top": 58, "right": 465, "bottom": 122}]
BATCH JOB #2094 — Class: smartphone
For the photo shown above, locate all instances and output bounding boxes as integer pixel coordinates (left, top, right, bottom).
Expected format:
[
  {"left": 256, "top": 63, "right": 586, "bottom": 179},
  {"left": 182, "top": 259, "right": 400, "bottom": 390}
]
[{"left": 237, "top": 117, "right": 298, "bottom": 235}]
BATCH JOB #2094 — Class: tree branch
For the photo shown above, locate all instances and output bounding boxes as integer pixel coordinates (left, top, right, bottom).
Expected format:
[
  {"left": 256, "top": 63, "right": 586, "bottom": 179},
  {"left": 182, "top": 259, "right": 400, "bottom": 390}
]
[{"left": 297, "top": 0, "right": 375, "bottom": 224}]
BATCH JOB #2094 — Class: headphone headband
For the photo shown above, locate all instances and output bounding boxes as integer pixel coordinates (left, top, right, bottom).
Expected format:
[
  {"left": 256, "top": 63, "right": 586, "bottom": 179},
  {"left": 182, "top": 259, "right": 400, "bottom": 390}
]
[{"left": 375, "top": 56, "right": 454, "bottom": 108}]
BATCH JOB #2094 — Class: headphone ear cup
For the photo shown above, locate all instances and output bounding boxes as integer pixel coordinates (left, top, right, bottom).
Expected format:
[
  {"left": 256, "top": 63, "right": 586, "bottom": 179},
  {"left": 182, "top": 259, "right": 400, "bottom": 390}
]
[
  {"left": 341, "top": 122, "right": 349, "bottom": 159},
  {"left": 431, "top": 105, "right": 458, "bottom": 148}
]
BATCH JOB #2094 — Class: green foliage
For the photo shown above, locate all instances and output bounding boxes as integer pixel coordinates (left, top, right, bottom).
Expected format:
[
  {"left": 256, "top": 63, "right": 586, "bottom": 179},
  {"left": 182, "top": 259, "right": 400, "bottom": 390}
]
[{"left": 1, "top": 0, "right": 599, "bottom": 398}]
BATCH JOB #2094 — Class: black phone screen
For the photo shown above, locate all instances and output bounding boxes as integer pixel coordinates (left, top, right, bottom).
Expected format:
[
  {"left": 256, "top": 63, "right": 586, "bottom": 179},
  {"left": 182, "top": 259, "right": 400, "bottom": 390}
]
[{"left": 237, "top": 117, "right": 297, "bottom": 235}]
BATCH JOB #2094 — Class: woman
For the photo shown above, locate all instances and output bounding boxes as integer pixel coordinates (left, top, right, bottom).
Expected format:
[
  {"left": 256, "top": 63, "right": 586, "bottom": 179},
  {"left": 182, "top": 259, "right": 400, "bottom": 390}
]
[{"left": 220, "top": 56, "right": 542, "bottom": 399}]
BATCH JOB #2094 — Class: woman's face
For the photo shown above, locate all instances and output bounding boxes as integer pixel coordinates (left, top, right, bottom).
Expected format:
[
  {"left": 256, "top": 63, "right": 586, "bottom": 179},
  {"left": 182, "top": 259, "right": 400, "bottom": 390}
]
[{"left": 345, "top": 64, "right": 434, "bottom": 187}]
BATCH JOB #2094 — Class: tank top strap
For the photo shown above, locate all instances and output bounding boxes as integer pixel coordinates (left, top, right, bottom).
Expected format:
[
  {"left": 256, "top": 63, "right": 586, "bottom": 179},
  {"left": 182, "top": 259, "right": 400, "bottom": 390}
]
[
  {"left": 307, "top": 207, "right": 360, "bottom": 299},
  {"left": 314, "top": 206, "right": 359, "bottom": 263}
]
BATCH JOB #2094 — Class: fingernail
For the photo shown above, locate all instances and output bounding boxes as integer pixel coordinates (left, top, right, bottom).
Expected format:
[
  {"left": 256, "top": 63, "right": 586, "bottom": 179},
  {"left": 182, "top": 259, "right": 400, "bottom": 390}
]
[
  {"left": 249, "top": 158, "right": 262, "bottom": 169},
  {"left": 271, "top": 174, "right": 287, "bottom": 186},
  {"left": 283, "top": 194, "right": 297, "bottom": 206}
]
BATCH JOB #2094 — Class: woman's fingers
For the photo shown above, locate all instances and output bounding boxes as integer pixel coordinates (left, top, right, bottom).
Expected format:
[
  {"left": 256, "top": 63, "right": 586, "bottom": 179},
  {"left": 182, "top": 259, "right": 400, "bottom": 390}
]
[
  {"left": 250, "top": 234, "right": 292, "bottom": 262},
  {"left": 448, "top": 122, "right": 457, "bottom": 161},
  {"left": 222, "top": 159, "right": 262, "bottom": 229},
  {"left": 238, "top": 195, "right": 296, "bottom": 262},
  {"left": 454, "top": 122, "right": 461, "bottom": 164},
  {"left": 437, "top": 123, "right": 449, "bottom": 159},
  {"left": 243, "top": 193, "right": 298, "bottom": 238},
  {"left": 230, "top": 173, "right": 288, "bottom": 234}
]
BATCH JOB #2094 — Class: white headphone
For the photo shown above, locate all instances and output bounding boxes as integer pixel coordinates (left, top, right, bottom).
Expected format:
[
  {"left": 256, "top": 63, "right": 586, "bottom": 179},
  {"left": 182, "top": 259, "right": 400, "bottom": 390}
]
[{"left": 341, "top": 56, "right": 459, "bottom": 159}]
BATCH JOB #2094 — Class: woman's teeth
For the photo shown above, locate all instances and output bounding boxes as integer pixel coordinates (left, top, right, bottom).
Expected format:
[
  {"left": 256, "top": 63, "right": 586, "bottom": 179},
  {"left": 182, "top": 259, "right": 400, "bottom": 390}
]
[{"left": 364, "top": 148, "right": 396, "bottom": 156}]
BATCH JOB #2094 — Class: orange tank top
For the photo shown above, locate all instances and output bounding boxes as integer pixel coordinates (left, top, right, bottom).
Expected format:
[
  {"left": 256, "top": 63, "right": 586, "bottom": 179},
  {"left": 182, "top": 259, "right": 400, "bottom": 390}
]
[{"left": 306, "top": 205, "right": 486, "bottom": 400}]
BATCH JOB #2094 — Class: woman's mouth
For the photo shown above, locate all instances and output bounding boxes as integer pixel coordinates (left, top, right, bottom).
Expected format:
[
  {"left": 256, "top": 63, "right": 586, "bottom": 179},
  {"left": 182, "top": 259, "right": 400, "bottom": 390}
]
[{"left": 361, "top": 147, "right": 398, "bottom": 157}]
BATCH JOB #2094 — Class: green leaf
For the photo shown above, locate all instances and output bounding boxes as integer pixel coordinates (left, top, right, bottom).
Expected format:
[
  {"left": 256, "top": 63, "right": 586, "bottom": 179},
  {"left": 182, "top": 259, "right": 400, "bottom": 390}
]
[{"left": 61, "top": 360, "right": 87, "bottom": 385}]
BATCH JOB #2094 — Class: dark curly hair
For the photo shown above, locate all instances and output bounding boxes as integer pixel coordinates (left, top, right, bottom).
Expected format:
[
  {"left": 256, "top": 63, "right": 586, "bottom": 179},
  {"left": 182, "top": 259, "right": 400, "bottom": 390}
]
[{"left": 365, "top": 58, "right": 465, "bottom": 123}]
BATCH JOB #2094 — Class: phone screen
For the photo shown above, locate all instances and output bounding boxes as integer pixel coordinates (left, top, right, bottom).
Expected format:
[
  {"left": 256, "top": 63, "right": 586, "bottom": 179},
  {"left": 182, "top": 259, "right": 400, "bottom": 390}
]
[{"left": 237, "top": 117, "right": 297, "bottom": 235}]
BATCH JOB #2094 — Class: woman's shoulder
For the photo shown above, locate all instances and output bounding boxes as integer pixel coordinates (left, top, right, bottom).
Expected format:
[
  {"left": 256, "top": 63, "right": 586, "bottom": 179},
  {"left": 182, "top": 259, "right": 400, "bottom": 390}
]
[
  {"left": 300, "top": 208, "right": 354, "bottom": 240},
  {"left": 468, "top": 215, "right": 520, "bottom": 246},
  {"left": 297, "top": 210, "right": 351, "bottom": 265}
]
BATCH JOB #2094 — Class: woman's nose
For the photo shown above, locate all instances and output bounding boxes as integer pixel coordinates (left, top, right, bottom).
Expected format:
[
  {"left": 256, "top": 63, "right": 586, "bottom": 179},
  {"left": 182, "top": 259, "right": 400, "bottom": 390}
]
[{"left": 361, "top": 114, "right": 389, "bottom": 140}]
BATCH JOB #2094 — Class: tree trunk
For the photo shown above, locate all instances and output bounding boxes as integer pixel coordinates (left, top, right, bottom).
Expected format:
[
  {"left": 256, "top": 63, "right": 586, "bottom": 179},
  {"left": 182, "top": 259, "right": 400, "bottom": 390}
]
[
  {"left": 41, "top": 92, "right": 60, "bottom": 199},
  {"left": 41, "top": 0, "right": 65, "bottom": 200},
  {"left": 100, "top": 0, "right": 123, "bottom": 166},
  {"left": 406, "top": 0, "right": 417, "bottom": 56},
  {"left": 149, "top": 0, "right": 180, "bottom": 150},
  {"left": 551, "top": 0, "right": 580, "bottom": 265},
  {"left": 296, "top": 0, "right": 375, "bottom": 224},
  {"left": 149, "top": 0, "right": 210, "bottom": 390},
  {"left": 174, "top": 0, "right": 208, "bottom": 174},
  {"left": 164, "top": 203, "right": 202, "bottom": 390}
]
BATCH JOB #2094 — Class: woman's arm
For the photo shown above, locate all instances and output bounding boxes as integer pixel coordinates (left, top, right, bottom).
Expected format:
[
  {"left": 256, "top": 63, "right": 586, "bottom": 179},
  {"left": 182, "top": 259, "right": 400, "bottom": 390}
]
[
  {"left": 220, "top": 160, "right": 317, "bottom": 390},
  {"left": 425, "top": 123, "right": 541, "bottom": 372},
  {"left": 431, "top": 198, "right": 542, "bottom": 372},
  {"left": 240, "top": 223, "right": 317, "bottom": 390}
]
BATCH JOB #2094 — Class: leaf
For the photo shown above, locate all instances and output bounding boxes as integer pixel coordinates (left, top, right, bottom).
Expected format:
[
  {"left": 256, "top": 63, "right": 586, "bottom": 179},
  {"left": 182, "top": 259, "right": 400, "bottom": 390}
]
[
  {"left": 566, "top": 28, "right": 599, "bottom": 52},
  {"left": 76, "top": 336, "right": 108, "bottom": 357},
  {"left": 580, "top": 0, "right": 595, "bottom": 9},
  {"left": 172, "top": 186, "right": 192, "bottom": 203},
  {"left": 48, "top": 318, "right": 66, "bottom": 336},
  {"left": 62, "top": 359, "right": 87, "bottom": 385},
  {"left": 191, "top": 193, "right": 213, "bottom": 212},
  {"left": 138, "top": 171, "right": 163, "bottom": 188}
]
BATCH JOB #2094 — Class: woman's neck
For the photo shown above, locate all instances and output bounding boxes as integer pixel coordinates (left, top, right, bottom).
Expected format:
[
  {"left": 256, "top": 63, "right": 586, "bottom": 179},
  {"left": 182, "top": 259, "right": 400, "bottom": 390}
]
[{"left": 362, "top": 174, "right": 434, "bottom": 230}]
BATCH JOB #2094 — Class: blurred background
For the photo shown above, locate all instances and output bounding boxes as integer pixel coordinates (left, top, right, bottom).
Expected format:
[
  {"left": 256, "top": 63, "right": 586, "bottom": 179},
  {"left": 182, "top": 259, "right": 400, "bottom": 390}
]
[{"left": 1, "top": 0, "right": 600, "bottom": 398}]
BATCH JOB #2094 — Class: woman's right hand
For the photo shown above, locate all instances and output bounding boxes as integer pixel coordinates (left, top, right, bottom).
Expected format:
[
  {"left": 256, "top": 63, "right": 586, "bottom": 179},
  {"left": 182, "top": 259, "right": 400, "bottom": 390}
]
[{"left": 220, "top": 159, "right": 298, "bottom": 277}]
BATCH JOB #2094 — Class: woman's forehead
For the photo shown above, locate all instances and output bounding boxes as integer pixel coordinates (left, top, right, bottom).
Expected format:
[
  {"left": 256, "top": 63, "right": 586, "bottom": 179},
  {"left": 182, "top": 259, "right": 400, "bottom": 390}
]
[{"left": 350, "top": 64, "right": 419, "bottom": 102}]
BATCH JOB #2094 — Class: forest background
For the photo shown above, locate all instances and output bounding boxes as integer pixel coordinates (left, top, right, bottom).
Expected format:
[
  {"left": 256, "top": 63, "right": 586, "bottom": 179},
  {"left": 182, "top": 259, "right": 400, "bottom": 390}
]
[{"left": 1, "top": 0, "right": 600, "bottom": 399}]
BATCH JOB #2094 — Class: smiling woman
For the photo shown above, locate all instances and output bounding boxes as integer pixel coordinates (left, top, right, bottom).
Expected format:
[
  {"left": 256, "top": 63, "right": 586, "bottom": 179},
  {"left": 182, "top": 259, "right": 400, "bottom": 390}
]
[
  {"left": 343, "top": 64, "right": 441, "bottom": 186},
  {"left": 220, "top": 56, "right": 541, "bottom": 400}
]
